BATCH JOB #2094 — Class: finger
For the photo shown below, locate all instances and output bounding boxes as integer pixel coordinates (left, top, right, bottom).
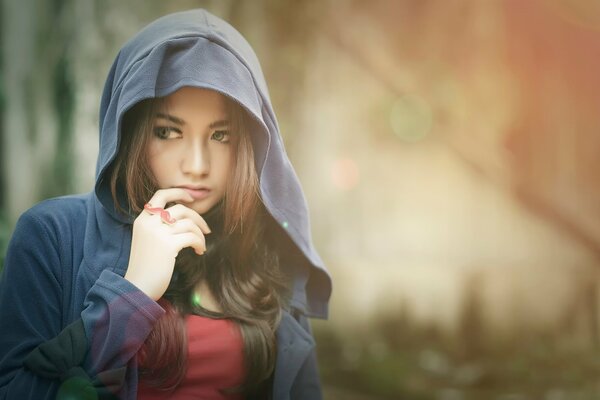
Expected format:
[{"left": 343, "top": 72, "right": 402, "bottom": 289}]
[
  {"left": 169, "top": 218, "right": 205, "bottom": 238},
  {"left": 173, "top": 232, "right": 206, "bottom": 255},
  {"left": 165, "top": 204, "right": 211, "bottom": 234},
  {"left": 147, "top": 188, "right": 194, "bottom": 209}
]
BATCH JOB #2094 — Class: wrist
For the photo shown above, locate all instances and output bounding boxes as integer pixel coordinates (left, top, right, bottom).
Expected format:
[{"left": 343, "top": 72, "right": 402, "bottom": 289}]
[{"left": 123, "top": 272, "right": 161, "bottom": 301}]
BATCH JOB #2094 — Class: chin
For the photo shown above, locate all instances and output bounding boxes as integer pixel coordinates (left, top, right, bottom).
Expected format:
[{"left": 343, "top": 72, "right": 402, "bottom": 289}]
[
  {"left": 192, "top": 202, "right": 217, "bottom": 215},
  {"left": 193, "top": 206, "right": 212, "bottom": 215}
]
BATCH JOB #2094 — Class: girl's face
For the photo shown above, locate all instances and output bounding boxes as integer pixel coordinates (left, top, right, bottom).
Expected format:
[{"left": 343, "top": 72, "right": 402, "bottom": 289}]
[{"left": 146, "top": 87, "right": 236, "bottom": 215}]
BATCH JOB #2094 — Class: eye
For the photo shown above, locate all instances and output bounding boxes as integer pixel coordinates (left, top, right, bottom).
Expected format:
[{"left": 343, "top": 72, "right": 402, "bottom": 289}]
[
  {"left": 211, "top": 130, "right": 230, "bottom": 143},
  {"left": 153, "top": 126, "right": 182, "bottom": 140}
]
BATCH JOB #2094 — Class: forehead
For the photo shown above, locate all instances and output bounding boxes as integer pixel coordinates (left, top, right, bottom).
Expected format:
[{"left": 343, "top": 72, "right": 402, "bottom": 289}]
[{"left": 161, "top": 87, "right": 227, "bottom": 115}]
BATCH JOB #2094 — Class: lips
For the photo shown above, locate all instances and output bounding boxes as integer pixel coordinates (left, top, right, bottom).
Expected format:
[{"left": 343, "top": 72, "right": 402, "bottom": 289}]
[{"left": 177, "top": 186, "right": 211, "bottom": 200}]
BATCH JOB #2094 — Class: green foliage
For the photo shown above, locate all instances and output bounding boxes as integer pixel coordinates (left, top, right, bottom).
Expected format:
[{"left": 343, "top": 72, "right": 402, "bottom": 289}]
[
  {"left": 314, "top": 302, "right": 600, "bottom": 399},
  {"left": 48, "top": 55, "right": 75, "bottom": 198}
]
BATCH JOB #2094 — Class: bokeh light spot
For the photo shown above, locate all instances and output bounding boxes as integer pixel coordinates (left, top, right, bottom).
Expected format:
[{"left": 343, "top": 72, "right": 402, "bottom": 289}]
[
  {"left": 282, "top": 221, "right": 289, "bottom": 229},
  {"left": 389, "top": 94, "right": 433, "bottom": 143},
  {"left": 191, "top": 292, "right": 201, "bottom": 307},
  {"left": 331, "top": 157, "right": 360, "bottom": 191}
]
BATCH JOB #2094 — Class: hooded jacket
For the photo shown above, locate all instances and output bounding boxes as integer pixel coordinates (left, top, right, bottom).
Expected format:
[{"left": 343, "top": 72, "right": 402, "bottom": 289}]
[{"left": 0, "top": 9, "right": 331, "bottom": 400}]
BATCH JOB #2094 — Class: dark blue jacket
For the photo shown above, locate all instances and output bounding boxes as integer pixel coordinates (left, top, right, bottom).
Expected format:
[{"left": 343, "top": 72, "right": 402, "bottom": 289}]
[{"left": 0, "top": 9, "right": 331, "bottom": 399}]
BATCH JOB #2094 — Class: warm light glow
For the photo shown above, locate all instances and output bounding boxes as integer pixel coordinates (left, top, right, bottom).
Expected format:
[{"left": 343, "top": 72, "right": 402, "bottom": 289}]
[
  {"left": 331, "top": 157, "right": 360, "bottom": 191},
  {"left": 545, "top": 0, "right": 600, "bottom": 31}
]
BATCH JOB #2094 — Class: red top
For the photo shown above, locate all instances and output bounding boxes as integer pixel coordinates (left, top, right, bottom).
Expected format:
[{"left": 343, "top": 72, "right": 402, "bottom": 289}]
[{"left": 137, "top": 314, "right": 245, "bottom": 400}]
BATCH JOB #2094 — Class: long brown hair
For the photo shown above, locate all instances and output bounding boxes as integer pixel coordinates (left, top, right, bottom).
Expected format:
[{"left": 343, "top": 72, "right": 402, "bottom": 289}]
[{"left": 109, "top": 91, "right": 288, "bottom": 396}]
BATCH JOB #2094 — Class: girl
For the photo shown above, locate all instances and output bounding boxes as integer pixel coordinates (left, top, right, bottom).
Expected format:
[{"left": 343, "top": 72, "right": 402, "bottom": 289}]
[{"left": 0, "top": 9, "right": 331, "bottom": 400}]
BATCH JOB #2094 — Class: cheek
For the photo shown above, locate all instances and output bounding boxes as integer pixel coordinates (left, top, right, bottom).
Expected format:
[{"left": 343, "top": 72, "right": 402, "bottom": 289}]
[
  {"left": 146, "top": 141, "right": 161, "bottom": 163},
  {"left": 146, "top": 144, "right": 173, "bottom": 181}
]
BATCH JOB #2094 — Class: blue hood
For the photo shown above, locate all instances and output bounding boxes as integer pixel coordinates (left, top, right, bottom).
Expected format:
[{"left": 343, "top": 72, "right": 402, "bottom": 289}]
[{"left": 94, "top": 9, "right": 331, "bottom": 318}]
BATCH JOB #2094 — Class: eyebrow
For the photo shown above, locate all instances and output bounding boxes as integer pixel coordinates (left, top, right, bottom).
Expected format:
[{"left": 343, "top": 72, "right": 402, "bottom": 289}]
[
  {"left": 209, "top": 119, "right": 230, "bottom": 129},
  {"left": 156, "top": 113, "right": 184, "bottom": 125},
  {"left": 155, "top": 113, "right": 229, "bottom": 129}
]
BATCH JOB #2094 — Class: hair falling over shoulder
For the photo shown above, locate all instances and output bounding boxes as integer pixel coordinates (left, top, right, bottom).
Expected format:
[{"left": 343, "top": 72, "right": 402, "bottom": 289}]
[{"left": 109, "top": 95, "right": 289, "bottom": 397}]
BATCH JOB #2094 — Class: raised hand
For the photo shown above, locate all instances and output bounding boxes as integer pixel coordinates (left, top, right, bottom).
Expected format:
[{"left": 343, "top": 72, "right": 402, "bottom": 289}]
[{"left": 124, "top": 188, "right": 211, "bottom": 300}]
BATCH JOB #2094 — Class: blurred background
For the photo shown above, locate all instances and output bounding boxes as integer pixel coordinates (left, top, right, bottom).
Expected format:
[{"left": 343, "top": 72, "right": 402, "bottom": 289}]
[{"left": 2, "top": 0, "right": 600, "bottom": 398}]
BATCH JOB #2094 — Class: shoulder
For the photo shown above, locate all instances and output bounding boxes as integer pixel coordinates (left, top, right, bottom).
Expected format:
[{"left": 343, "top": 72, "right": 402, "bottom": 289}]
[
  {"left": 18, "top": 193, "right": 90, "bottom": 230},
  {"left": 23, "top": 193, "right": 90, "bottom": 220},
  {"left": 13, "top": 193, "right": 92, "bottom": 248},
  {"left": 5, "top": 194, "right": 92, "bottom": 284}
]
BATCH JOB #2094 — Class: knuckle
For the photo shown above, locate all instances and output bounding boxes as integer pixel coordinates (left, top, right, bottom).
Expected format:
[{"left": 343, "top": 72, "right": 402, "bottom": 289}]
[
  {"left": 169, "top": 204, "right": 186, "bottom": 213},
  {"left": 154, "top": 188, "right": 167, "bottom": 197},
  {"left": 183, "top": 220, "right": 196, "bottom": 230}
]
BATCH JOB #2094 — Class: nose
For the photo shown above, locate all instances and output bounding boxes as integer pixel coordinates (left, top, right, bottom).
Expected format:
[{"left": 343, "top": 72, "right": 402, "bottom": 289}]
[{"left": 181, "top": 139, "right": 209, "bottom": 177}]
